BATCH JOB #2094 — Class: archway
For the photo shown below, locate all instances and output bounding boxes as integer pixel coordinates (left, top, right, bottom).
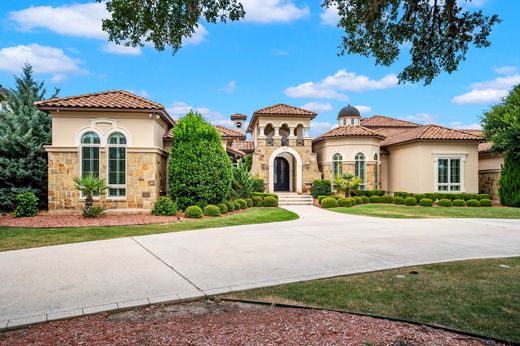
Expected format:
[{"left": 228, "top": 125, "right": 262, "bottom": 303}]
[
  {"left": 274, "top": 157, "right": 290, "bottom": 191},
  {"left": 269, "top": 146, "right": 302, "bottom": 193}
]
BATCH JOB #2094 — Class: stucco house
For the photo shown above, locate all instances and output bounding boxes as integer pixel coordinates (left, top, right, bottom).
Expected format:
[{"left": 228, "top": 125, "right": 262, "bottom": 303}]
[{"left": 35, "top": 90, "right": 502, "bottom": 211}]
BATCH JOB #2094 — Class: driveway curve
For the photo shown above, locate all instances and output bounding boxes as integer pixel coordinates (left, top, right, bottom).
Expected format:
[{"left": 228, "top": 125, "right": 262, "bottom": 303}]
[{"left": 1, "top": 205, "right": 519, "bottom": 329}]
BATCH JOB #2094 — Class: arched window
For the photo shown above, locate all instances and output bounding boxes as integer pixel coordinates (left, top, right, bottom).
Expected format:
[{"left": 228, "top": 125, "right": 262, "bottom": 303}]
[
  {"left": 355, "top": 152, "right": 366, "bottom": 190},
  {"left": 374, "top": 153, "right": 379, "bottom": 189},
  {"left": 236, "top": 122, "right": 242, "bottom": 129},
  {"left": 332, "top": 153, "right": 343, "bottom": 178},
  {"left": 107, "top": 132, "right": 127, "bottom": 198},
  {"left": 81, "top": 131, "right": 100, "bottom": 178}
]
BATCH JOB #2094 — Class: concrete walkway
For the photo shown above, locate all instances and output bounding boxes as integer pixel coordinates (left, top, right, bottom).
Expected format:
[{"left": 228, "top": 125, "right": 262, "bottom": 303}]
[{"left": 1, "top": 206, "right": 520, "bottom": 329}]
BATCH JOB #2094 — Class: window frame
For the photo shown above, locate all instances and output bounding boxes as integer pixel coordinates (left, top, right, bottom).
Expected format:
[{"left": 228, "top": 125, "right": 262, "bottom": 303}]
[
  {"left": 433, "top": 154, "right": 466, "bottom": 192},
  {"left": 106, "top": 132, "right": 127, "bottom": 200},
  {"left": 79, "top": 131, "right": 101, "bottom": 199},
  {"left": 332, "top": 153, "right": 343, "bottom": 178},
  {"left": 355, "top": 152, "right": 366, "bottom": 190}
]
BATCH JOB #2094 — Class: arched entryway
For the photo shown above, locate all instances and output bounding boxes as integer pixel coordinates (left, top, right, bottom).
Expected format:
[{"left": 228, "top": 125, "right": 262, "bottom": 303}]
[
  {"left": 269, "top": 146, "right": 302, "bottom": 193},
  {"left": 274, "top": 157, "right": 290, "bottom": 191}
]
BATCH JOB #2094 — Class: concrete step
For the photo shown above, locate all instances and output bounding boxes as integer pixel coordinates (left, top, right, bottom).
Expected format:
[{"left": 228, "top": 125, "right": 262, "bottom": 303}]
[{"left": 277, "top": 193, "right": 313, "bottom": 205}]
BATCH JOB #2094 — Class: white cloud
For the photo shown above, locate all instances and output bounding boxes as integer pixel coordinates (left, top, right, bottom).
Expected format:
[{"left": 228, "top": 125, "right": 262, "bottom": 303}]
[
  {"left": 219, "top": 80, "right": 237, "bottom": 93},
  {"left": 241, "top": 0, "right": 309, "bottom": 23},
  {"left": 183, "top": 25, "right": 208, "bottom": 45},
  {"left": 320, "top": 4, "right": 339, "bottom": 26},
  {"left": 452, "top": 89, "right": 508, "bottom": 105},
  {"left": 353, "top": 105, "right": 372, "bottom": 115},
  {"left": 400, "top": 113, "right": 436, "bottom": 124},
  {"left": 129, "top": 89, "right": 151, "bottom": 98},
  {"left": 301, "top": 102, "right": 333, "bottom": 113},
  {"left": 102, "top": 42, "right": 142, "bottom": 56},
  {"left": 310, "top": 121, "right": 335, "bottom": 137},
  {"left": 493, "top": 66, "right": 517, "bottom": 75},
  {"left": 469, "top": 74, "right": 520, "bottom": 90},
  {"left": 166, "top": 102, "right": 226, "bottom": 124},
  {"left": 450, "top": 122, "right": 482, "bottom": 130},
  {"left": 285, "top": 69, "right": 398, "bottom": 100},
  {"left": 0, "top": 44, "right": 84, "bottom": 81}
]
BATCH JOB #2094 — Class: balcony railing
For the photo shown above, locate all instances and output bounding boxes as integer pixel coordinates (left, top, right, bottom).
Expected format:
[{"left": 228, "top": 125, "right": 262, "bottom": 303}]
[
  {"left": 264, "top": 137, "right": 305, "bottom": 147},
  {"left": 266, "top": 138, "right": 274, "bottom": 146},
  {"left": 281, "top": 136, "right": 289, "bottom": 146}
]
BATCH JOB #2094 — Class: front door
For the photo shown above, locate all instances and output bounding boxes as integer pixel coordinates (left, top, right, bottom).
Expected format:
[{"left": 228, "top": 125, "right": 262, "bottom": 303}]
[{"left": 274, "top": 157, "right": 290, "bottom": 191}]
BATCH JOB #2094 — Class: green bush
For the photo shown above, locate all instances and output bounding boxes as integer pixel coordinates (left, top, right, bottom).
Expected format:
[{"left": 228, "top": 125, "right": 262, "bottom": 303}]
[
  {"left": 419, "top": 198, "right": 433, "bottom": 207},
  {"left": 479, "top": 198, "right": 492, "bottom": 207},
  {"left": 477, "top": 194, "right": 491, "bottom": 201},
  {"left": 203, "top": 204, "right": 221, "bottom": 216},
  {"left": 82, "top": 206, "right": 105, "bottom": 218},
  {"left": 218, "top": 203, "right": 228, "bottom": 214},
  {"left": 361, "top": 195, "right": 370, "bottom": 204},
  {"left": 252, "top": 192, "right": 278, "bottom": 199},
  {"left": 381, "top": 195, "right": 393, "bottom": 203},
  {"left": 453, "top": 199, "right": 465, "bottom": 207},
  {"left": 414, "top": 194, "right": 426, "bottom": 203},
  {"left": 236, "top": 198, "right": 247, "bottom": 209},
  {"left": 12, "top": 192, "right": 39, "bottom": 217},
  {"left": 466, "top": 199, "right": 480, "bottom": 207},
  {"left": 318, "top": 195, "right": 333, "bottom": 204},
  {"left": 262, "top": 196, "right": 278, "bottom": 207},
  {"left": 349, "top": 197, "right": 357, "bottom": 206},
  {"left": 225, "top": 201, "right": 235, "bottom": 212},
  {"left": 352, "top": 196, "right": 362, "bottom": 205},
  {"left": 185, "top": 205, "right": 203, "bottom": 218},
  {"left": 311, "top": 179, "right": 331, "bottom": 198},
  {"left": 252, "top": 196, "right": 263, "bottom": 207},
  {"left": 437, "top": 193, "right": 452, "bottom": 201},
  {"left": 168, "top": 112, "right": 233, "bottom": 210},
  {"left": 450, "top": 193, "right": 464, "bottom": 201},
  {"left": 338, "top": 197, "right": 352, "bottom": 207},
  {"left": 499, "top": 155, "right": 520, "bottom": 207},
  {"left": 245, "top": 198, "right": 253, "bottom": 207},
  {"left": 151, "top": 196, "right": 178, "bottom": 216},
  {"left": 359, "top": 190, "right": 373, "bottom": 197},
  {"left": 424, "top": 193, "right": 438, "bottom": 201},
  {"left": 462, "top": 193, "right": 478, "bottom": 201},
  {"left": 394, "top": 192, "right": 410, "bottom": 198},
  {"left": 393, "top": 196, "right": 404, "bottom": 205},
  {"left": 321, "top": 197, "right": 339, "bottom": 208},
  {"left": 438, "top": 198, "right": 452, "bottom": 207},
  {"left": 404, "top": 197, "right": 417, "bottom": 206},
  {"left": 251, "top": 178, "right": 265, "bottom": 193},
  {"left": 234, "top": 201, "right": 241, "bottom": 210},
  {"left": 369, "top": 195, "right": 381, "bottom": 203}
]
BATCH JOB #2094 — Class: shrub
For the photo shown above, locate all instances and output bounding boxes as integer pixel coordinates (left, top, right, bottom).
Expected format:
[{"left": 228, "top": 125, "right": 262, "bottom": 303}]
[
  {"left": 414, "top": 194, "right": 426, "bottom": 203},
  {"left": 251, "top": 179, "right": 265, "bottom": 193},
  {"left": 234, "top": 201, "right": 241, "bottom": 210},
  {"left": 218, "top": 203, "right": 228, "bottom": 214},
  {"left": 185, "top": 205, "right": 203, "bottom": 218},
  {"left": 404, "top": 197, "right": 417, "bottom": 206},
  {"left": 453, "top": 199, "right": 465, "bottom": 207},
  {"left": 203, "top": 204, "right": 221, "bottom": 216},
  {"left": 479, "top": 198, "right": 492, "bottom": 207},
  {"left": 252, "top": 196, "right": 263, "bottom": 207},
  {"left": 451, "top": 193, "right": 465, "bottom": 201},
  {"left": 466, "top": 199, "right": 480, "bottom": 207},
  {"left": 438, "top": 198, "right": 452, "bottom": 207},
  {"left": 151, "top": 197, "right": 178, "bottom": 216},
  {"left": 438, "top": 193, "right": 452, "bottom": 201},
  {"left": 321, "top": 197, "right": 339, "bottom": 208},
  {"left": 462, "top": 193, "right": 478, "bottom": 201},
  {"left": 369, "top": 195, "right": 382, "bottom": 203},
  {"left": 350, "top": 197, "right": 357, "bottom": 206},
  {"left": 252, "top": 192, "right": 278, "bottom": 199},
  {"left": 82, "top": 206, "right": 105, "bottom": 218},
  {"left": 311, "top": 179, "right": 331, "bottom": 198},
  {"left": 169, "top": 112, "right": 233, "bottom": 210},
  {"left": 230, "top": 165, "right": 254, "bottom": 200},
  {"left": 318, "top": 195, "right": 333, "bottom": 204},
  {"left": 419, "top": 198, "right": 433, "bottom": 207},
  {"left": 338, "top": 197, "right": 352, "bottom": 207},
  {"left": 393, "top": 196, "right": 404, "bottom": 205},
  {"left": 245, "top": 198, "right": 254, "bottom": 207},
  {"left": 262, "top": 196, "right": 278, "bottom": 207},
  {"left": 353, "top": 196, "right": 363, "bottom": 205},
  {"left": 394, "top": 192, "right": 410, "bottom": 198},
  {"left": 499, "top": 155, "right": 520, "bottom": 207},
  {"left": 477, "top": 194, "right": 491, "bottom": 201},
  {"left": 12, "top": 192, "right": 39, "bottom": 217},
  {"left": 424, "top": 193, "right": 438, "bottom": 202},
  {"left": 236, "top": 198, "right": 247, "bottom": 209},
  {"left": 361, "top": 195, "right": 370, "bottom": 204},
  {"left": 225, "top": 201, "right": 235, "bottom": 212},
  {"left": 381, "top": 195, "right": 394, "bottom": 203}
]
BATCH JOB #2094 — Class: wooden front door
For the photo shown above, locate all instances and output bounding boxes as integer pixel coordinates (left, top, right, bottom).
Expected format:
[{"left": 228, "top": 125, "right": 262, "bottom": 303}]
[{"left": 274, "top": 157, "right": 290, "bottom": 191}]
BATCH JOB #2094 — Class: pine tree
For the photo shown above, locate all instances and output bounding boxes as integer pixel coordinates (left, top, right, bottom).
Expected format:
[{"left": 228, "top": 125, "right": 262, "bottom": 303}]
[{"left": 0, "top": 64, "right": 57, "bottom": 210}]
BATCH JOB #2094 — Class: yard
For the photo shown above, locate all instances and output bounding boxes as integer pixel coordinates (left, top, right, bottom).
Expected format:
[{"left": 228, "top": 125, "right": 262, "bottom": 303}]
[
  {"left": 0, "top": 207, "right": 298, "bottom": 252},
  {"left": 330, "top": 204, "right": 520, "bottom": 218},
  {"left": 226, "top": 257, "right": 520, "bottom": 342}
]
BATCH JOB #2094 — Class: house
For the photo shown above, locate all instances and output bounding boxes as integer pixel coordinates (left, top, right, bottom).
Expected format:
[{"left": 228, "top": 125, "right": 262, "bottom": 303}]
[{"left": 35, "top": 90, "right": 500, "bottom": 211}]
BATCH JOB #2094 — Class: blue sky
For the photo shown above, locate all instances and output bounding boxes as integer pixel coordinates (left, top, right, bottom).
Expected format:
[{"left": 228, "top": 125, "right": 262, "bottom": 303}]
[{"left": 1, "top": 0, "right": 519, "bottom": 136}]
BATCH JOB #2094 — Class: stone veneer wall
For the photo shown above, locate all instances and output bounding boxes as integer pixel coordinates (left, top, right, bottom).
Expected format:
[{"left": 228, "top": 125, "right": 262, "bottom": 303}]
[
  {"left": 319, "top": 162, "right": 378, "bottom": 190},
  {"left": 479, "top": 170, "right": 500, "bottom": 201},
  {"left": 48, "top": 150, "right": 165, "bottom": 211}
]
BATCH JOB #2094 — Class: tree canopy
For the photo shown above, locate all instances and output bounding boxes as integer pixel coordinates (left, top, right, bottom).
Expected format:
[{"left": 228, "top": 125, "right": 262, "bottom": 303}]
[{"left": 99, "top": 0, "right": 500, "bottom": 84}]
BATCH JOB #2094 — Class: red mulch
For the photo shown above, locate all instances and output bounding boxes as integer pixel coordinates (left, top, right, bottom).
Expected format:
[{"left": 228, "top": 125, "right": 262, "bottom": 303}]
[{"left": 0, "top": 301, "right": 497, "bottom": 346}]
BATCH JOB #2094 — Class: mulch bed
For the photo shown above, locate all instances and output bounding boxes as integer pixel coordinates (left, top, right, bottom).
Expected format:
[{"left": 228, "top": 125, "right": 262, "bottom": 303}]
[{"left": 0, "top": 301, "right": 498, "bottom": 346}]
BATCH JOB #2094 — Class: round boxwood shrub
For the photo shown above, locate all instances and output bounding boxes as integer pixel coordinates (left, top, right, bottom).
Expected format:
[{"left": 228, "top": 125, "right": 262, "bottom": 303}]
[
  {"left": 203, "top": 204, "right": 221, "bottom": 216},
  {"left": 236, "top": 198, "right": 247, "bottom": 209},
  {"left": 369, "top": 195, "right": 382, "bottom": 203},
  {"left": 13, "top": 192, "right": 39, "bottom": 218},
  {"left": 262, "top": 196, "right": 278, "bottom": 207},
  {"left": 479, "top": 198, "right": 492, "bottom": 207},
  {"left": 252, "top": 196, "right": 263, "bottom": 207},
  {"left": 452, "top": 199, "right": 465, "bottom": 207},
  {"left": 413, "top": 194, "right": 426, "bottom": 203},
  {"left": 234, "top": 201, "right": 241, "bottom": 210},
  {"left": 338, "top": 197, "right": 352, "bottom": 207},
  {"left": 350, "top": 197, "right": 357, "bottom": 206},
  {"left": 321, "top": 197, "right": 339, "bottom": 208},
  {"left": 393, "top": 196, "right": 404, "bottom": 205},
  {"left": 419, "top": 198, "right": 433, "bottom": 207},
  {"left": 404, "top": 197, "right": 417, "bottom": 206},
  {"left": 466, "top": 199, "right": 480, "bottom": 207},
  {"left": 225, "top": 201, "right": 235, "bottom": 212},
  {"left": 381, "top": 195, "right": 393, "bottom": 204},
  {"left": 217, "top": 203, "right": 228, "bottom": 214},
  {"left": 311, "top": 179, "right": 331, "bottom": 198},
  {"left": 438, "top": 198, "right": 452, "bottom": 207},
  {"left": 477, "top": 194, "right": 491, "bottom": 201},
  {"left": 361, "top": 195, "right": 370, "bottom": 204},
  {"left": 185, "top": 205, "right": 203, "bottom": 218},
  {"left": 151, "top": 196, "right": 178, "bottom": 216},
  {"left": 245, "top": 198, "right": 253, "bottom": 207},
  {"left": 354, "top": 196, "right": 363, "bottom": 205}
]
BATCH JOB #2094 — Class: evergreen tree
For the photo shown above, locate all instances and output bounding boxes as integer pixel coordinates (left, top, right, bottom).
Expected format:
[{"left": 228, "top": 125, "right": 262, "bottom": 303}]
[{"left": 0, "top": 64, "right": 57, "bottom": 210}]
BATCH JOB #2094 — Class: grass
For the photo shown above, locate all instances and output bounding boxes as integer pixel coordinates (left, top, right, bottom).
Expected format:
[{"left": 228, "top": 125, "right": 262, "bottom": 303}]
[
  {"left": 0, "top": 207, "right": 298, "bottom": 252},
  {"left": 330, "top": 203, "right": 520, "bottom": 219},
  {"left": 227, "top": 257, "right": 520, "bottom": 342}
]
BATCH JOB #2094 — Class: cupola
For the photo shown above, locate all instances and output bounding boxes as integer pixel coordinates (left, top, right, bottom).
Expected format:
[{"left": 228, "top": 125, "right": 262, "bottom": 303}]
[
  {"left": 230, "top": 113, "right": 247, "bottom": 133},
  {"left": 337, "top": 105, "right": 361, "bottom": 126}
]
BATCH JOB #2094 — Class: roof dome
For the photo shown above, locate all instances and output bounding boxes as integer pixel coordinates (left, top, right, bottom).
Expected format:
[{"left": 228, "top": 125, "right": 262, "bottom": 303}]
[{"left": 337, "top": 105, "right": 360, "bottom": 119}]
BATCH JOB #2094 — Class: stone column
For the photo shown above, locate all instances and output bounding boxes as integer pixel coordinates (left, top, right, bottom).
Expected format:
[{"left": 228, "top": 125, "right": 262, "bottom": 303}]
[
  {"left": 304, "top": 126, "right": 311, "bottom": 138},
  {"left": 274, "top": 126, "right": 280, "bottom": 138}
]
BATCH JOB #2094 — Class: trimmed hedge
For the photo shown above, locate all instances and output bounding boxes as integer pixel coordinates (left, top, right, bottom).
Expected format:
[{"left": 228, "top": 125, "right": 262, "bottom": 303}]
[
  {"left": 185, "top": 205, "right": 203, "bottom": 218},
  {"left": 438, "top": 198, "right": 452, "bottom": 207},
  {"left": 394, "top": 191, "right": 411, "bottom": 198},
  {"left": 236, "top": 199, "right": 247, "bottom": 209},
  {"left": 251, "top": 178, "right": 265, "bottom": 193},
  {"left": 252, "top": 196, "right": 263, "bottom": 207},
  {"left": 225, "top": 201, "right": 235, "bottom": 212},
  {"left": 424, "top": 193, "right": 438, "bottom": 202},
  {"left": 479, "top": 198, "right": 492, "bottom": 207},
  {"left": 262, "top": 196, "right": 278, "bottom": 207},
  {"left": 466, "top": 199, "right": 480, "bottom": 207},
  {"left": 414, "top": 194, "right": 426, "bottom": 203},
  {"left": 419, "top": 198, "right": 433, "bottom": 207},
  {"left": 245, "top": 198, "right": 254, "bottom": 207},
  {"left": 151, "top": 196, "right": 178, "bottom": 216},
  {"left": 234, "top": 201, "right": 241, "bottom": 210},
  {"left": 321, "top": 197, "right": 339, "bottom": 208},
  {"left": 361, "top": 195, "right": 370, "bottom": 204},
  {"left": 338, "top": 197, "right": 352, "bottom": 207},
  {"left": 453, "top": 199, "right": 465, "bottom": 207},
  {"left": 369, "top": 195, "right": 382, "bottom": 203},
  {"left": 252, "top": 192, "right": 278, "bottom": 200},
  {"left": 217, "top": 203, "right": 228, "bottom": 214},
  {"left": 381, "top": 195, "right": 394, "bottom": 203},
  {"left": 477, "top": 194, "right": 491, "bottom": 201},
  {"left": 393, "top": 196, "right": 404, "bottom": 205},
  {"left": 203, "top": 204, "right": 221, "bottom": 216},
  {"left": 358, "top": 190, "right": 385, "bottom": 197},
  {"left": 311, "top": 179, "right": 331, "bottom": 198},
  {"left": 13, "top": 192, "right": 39, "bottom": 217},
  {"left": 350, "top": 197, "right": 357, "bottom": 206},
  {"left": 353, "top": 196, "right": 363, "bottom": 205},
  {"left": 404, "top": 197, "right": 417, "bottom": 206}
]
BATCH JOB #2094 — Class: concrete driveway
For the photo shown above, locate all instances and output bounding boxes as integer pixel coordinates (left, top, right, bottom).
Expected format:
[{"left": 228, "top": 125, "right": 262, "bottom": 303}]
[{"left": 1, "top": 206, "right": 519, "bottom": 329}]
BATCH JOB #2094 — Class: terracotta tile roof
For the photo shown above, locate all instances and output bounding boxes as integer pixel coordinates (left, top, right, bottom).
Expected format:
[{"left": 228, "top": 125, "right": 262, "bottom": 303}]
[
  {"left": 215, "top": 125, "right": 246, "bottom": 139},
  {"left": 478, "top": 142, "right": 493, "bottom": 153},
  {"left": 248, "top": 104, "right": 316, "bottom": 132},
  {"left": 230, "top": 113, "right": 247, "bottom": 120},
  {"left": 370, "top": 127, "right": 414, "bottom": 138},
  {"left": 226, "top": 145, "right": 246, "bottom": 157},
  {"left": 361, "top": 115, "right": 421, "bottom": 128},
  {"left": 316, "top": 125, "right": 386, "bottom": 140},
  {"left": 232, "top": 140, "right": 255, "bottom": 153},
  {"left": 380, "top": 124, "right": 482, "bottom": 147},
  {"left": 459, "top": 129, "right": 484, "bottom": 138}
]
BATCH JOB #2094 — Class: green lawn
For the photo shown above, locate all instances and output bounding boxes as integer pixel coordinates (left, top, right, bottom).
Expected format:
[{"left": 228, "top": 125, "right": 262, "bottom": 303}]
[
  {"left": 227, "top": 257, "right": 520, "bottom": 342},
  {"left": 330, "top": 204, "right": 520, "bottom": 219},
  {"left": 0, "top": 207, "right": 298, "bottom": 252}
]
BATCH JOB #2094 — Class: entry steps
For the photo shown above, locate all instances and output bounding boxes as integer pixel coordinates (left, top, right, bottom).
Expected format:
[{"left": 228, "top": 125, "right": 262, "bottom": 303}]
[{"left": 277, "top": 192, "right": 313, "bottom": 206}]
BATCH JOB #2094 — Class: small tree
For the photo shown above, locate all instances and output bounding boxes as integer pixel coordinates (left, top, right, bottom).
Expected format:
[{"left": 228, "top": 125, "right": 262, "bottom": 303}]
[
  {"left": 230, "top": 162, "right": 253, "bottom": 199},
  {"left": 169, "top": 112, "right": 233, "bottom": 209},
  {"left": 333, "top": 172, "right": 362, "bottom": 197},
  {"left": 73, "top": 175, "right": 108, "bottom": 214}
]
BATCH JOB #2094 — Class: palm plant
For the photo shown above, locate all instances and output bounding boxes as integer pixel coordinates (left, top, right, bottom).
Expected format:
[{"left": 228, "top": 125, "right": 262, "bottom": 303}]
[
  {"left": 334, "top": 172, "right": 363, "bottom": 197},
  {"left": 73, "top": 174, "right": 108, "bottom": 214}
]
